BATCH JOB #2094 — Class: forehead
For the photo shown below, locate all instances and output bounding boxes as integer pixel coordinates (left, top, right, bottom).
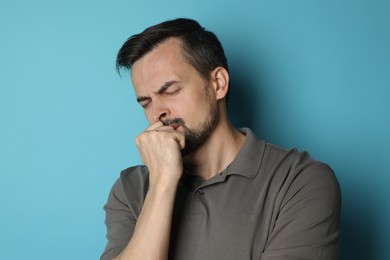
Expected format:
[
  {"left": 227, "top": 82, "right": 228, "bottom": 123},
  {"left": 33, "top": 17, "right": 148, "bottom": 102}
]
[{"left": 130, "top": 38, "right": 193, "bottom": 93}]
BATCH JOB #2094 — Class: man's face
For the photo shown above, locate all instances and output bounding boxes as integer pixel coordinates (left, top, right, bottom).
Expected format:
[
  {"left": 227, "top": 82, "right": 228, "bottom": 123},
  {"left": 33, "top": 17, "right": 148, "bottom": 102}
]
[{"left": 131, "top": 38, "right": 219, "bottom": 155}]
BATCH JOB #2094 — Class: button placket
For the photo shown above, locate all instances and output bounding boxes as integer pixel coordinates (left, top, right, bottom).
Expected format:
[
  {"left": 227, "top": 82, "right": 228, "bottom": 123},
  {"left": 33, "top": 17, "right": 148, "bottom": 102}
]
[{"left": 197, "top": 189, "right": 205, "bottom": 196}]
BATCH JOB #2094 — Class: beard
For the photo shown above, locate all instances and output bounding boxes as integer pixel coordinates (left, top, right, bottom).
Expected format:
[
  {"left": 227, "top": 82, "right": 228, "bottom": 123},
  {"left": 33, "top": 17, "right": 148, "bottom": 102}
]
[{"left": 162, "top": 96, "right": 219, "bottom": 156}]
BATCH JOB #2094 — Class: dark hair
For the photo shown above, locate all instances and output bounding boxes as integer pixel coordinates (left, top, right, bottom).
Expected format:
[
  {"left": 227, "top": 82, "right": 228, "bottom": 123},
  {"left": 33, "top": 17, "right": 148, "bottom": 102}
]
[{"left": 116, "top": 18, "right": 229, "bottom": 80}]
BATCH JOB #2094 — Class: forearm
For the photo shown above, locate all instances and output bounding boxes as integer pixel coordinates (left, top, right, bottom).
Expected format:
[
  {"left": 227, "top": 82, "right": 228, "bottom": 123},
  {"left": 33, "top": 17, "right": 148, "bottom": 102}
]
[{"left": 113, "top": 181, "right": 178, "bottom": 260}]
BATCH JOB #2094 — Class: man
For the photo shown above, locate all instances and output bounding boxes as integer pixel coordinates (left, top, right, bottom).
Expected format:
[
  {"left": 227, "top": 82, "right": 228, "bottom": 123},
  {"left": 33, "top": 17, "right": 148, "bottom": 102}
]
[{"left": 101, "top": 18, "right": 341, "bottom": 260}]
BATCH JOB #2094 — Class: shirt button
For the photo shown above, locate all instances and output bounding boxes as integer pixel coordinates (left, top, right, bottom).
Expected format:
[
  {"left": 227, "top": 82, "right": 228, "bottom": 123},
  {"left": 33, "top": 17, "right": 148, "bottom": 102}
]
[{"left": 197, "top": 189, "right": 204, "bottom": 195}]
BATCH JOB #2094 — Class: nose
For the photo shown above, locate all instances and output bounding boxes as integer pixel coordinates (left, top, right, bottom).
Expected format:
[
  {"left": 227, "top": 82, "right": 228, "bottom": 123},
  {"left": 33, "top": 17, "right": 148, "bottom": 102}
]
[{"left": 150, "top": 100, "right": 170, "bottom": 123}]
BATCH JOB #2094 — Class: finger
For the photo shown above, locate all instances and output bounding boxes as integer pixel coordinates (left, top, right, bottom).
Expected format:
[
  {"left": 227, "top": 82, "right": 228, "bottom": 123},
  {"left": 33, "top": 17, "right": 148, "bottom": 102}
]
[
  {"left": 146, "top": 121, "right": 164, "bottom": 131},
  {"left": 147, "top": 125, "right": 175, "bottom": 132}
]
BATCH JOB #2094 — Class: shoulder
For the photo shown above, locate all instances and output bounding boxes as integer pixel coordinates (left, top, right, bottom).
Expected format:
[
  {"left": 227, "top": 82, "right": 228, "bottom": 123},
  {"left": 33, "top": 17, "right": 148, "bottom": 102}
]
[
  {"left": 107, "top": 165, "right": 150, "bottom": 208},
  {"left": 262, "top": 143, "right": 340, "bottom": 205},
  {"left": 254, "top": 140, "right": 340, "bottom": 199},
  {"left": 119, "top": 165, "right": 150, "bottom": 189},
  {"left": 239, "top": 128, "right": 338, "bottom": 187},
  {"left": 263, "top": 142, "right": 335, "bottom": 178}
]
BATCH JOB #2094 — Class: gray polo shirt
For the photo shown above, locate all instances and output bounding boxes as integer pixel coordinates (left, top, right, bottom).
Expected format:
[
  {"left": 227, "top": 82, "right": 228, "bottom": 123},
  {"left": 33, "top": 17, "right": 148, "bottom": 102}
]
[{"left": 101, "top": 128, "right": 341, "bottom": 260}]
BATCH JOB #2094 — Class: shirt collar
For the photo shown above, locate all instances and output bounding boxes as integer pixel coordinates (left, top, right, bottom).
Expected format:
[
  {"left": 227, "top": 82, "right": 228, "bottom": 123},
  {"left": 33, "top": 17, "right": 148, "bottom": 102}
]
[{"left": 224, "top": 128, "right": 265, "bottom": 179}]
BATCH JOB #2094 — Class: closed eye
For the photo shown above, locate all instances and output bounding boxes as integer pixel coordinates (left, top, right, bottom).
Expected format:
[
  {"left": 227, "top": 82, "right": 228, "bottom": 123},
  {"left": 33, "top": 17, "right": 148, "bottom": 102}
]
[
  {"left": 140, "top": 100, "right": 151, "bottom": 108},
  {"left": 163, "top": 87, "right": 182, "bottom": 95},
  {"left": 137, "top": 96, "right": 151, "bottom": 108}
]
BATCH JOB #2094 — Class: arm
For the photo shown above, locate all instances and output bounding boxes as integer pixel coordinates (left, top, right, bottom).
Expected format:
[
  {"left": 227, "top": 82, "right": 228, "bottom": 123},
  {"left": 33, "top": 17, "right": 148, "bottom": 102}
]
[
  {"left": 113, "top": 178, "right": 178, "bottom": 260},
  {"left": 110, "top": 122, "right": 185, "bottom": 260}
]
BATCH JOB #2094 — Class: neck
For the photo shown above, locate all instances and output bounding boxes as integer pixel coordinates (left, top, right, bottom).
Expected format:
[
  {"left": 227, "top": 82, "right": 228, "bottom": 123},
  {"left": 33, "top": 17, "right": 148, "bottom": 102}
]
[{"left": 183, "top": 120, "right": 245, "bottom": 180}]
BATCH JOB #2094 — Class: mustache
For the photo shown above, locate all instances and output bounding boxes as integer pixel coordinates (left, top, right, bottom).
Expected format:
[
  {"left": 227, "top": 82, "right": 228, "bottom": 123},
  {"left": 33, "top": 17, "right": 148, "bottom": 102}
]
[{"left": 162, "top": 118, "right": 185, "bottom": 127}]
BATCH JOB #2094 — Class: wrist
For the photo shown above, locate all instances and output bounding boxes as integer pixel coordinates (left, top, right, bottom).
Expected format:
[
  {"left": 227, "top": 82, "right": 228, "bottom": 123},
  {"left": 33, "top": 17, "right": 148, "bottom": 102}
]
[{"left": 149, "top": 175, "right": 180, "bottom": 195}]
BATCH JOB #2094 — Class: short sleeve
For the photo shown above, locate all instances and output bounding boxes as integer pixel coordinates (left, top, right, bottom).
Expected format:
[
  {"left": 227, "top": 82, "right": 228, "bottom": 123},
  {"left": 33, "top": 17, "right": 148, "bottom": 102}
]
[
  {"left": 261, "top": 162, "right": 341, "bottom": 260},
  {"left": 101, "top": 166, "right": 149, "bottom": 260}
]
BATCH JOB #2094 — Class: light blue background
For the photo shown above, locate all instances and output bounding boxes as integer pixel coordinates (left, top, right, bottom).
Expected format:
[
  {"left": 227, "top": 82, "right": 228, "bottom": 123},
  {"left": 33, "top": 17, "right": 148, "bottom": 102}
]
[{"left": 1, "top": 0, "right": 389, "bottom": 259}]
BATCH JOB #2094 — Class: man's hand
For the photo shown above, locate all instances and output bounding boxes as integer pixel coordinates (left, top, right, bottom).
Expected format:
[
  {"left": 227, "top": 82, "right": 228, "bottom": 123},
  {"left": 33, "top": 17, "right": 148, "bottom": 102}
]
[{"left": 135, "top": 121, "right": 185, "bottom": 188}]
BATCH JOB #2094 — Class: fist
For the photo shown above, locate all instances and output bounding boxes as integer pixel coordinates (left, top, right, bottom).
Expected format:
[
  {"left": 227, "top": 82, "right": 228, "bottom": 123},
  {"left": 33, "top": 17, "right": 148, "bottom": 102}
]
[{"left": 136, "top": 121, "right": 185, "bottom": 186}]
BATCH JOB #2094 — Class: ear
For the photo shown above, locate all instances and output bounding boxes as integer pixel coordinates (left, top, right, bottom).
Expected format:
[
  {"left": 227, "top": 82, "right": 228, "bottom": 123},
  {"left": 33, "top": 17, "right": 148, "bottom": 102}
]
[{"left": 210, "top": 67, "right": 229, "bottom": 101}]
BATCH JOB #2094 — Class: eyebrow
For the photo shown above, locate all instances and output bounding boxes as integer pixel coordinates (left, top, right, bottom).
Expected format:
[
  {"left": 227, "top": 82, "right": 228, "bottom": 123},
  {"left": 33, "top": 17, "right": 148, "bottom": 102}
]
[{"left": 136, "top": 80, "right": 181, "bottom": 103}]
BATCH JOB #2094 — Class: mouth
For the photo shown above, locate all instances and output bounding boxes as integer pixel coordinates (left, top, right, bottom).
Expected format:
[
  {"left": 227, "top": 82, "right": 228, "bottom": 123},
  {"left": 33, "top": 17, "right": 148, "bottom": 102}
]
[
  {"left": 163, "top": 118, "right": 185, "bottom": 130},
  {"left": 171, "top": 124, "right": 180, "bottom": 130}
]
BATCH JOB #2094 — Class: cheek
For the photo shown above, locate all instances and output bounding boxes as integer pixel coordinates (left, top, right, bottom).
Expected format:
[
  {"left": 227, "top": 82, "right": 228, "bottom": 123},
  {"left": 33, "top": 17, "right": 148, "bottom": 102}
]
[{"left": 183, "top": 99, "right": 211, "bottom": 123}]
